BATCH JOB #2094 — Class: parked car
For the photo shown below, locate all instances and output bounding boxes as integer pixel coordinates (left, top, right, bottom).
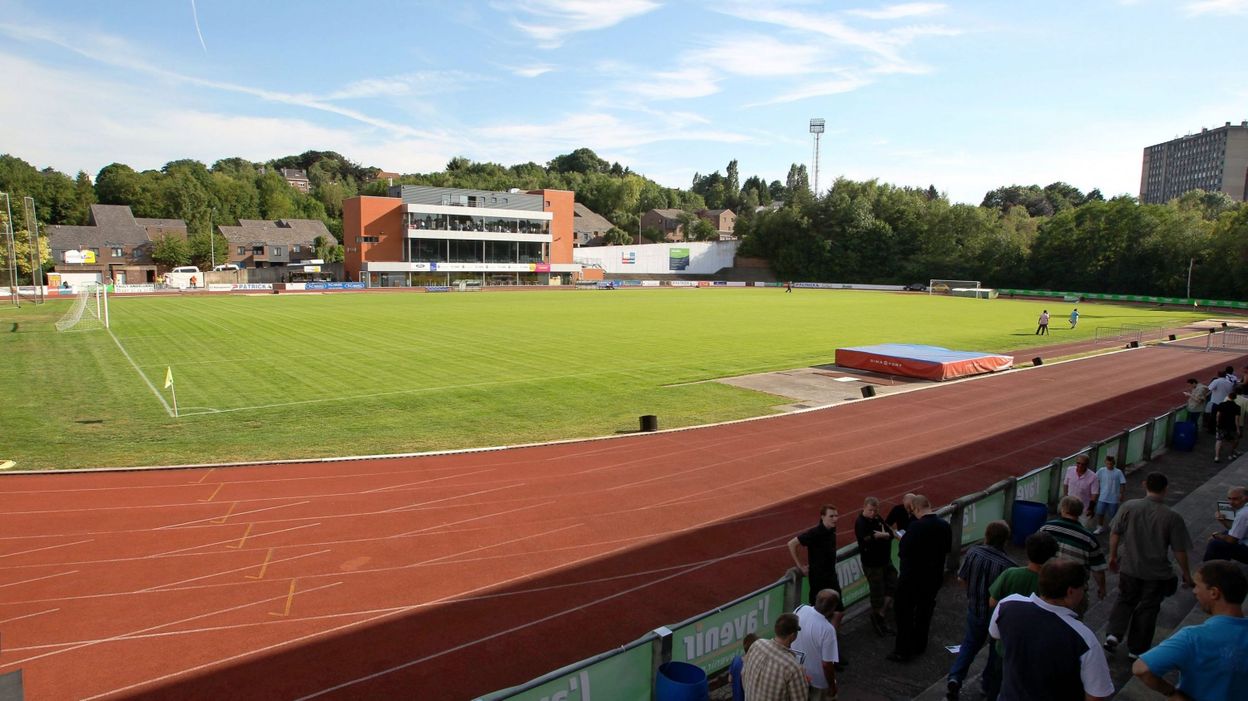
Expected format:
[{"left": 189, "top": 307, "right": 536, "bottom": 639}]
[
  {"left": 171, "top": 266, "right": 201, "bottom": 274},
  {"left": 904, "top": 282, "right": 927, "bottom": 291},
  {"left": 212, "top": 263, "right": 241, "bottom": 271}
]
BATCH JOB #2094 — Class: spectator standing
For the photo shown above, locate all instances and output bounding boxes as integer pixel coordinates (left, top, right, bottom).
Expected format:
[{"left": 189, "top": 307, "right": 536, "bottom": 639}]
[
  {"left": 855, "top": 496, "right": 898, "bottom": 635},
  {"left": 1036, "top": 310, "right": 1050, "bottom": 335},
  {"left": 741, "top": 613, "right": 807, "bottom": 701},
  {"left": 984, "top": 533, "right": 1061, "bottom": 701},
  {"left": 990, "top": 560, "right": 1115, "bottom": 701},
  {"left": 1206, "top": 371, "right": 1235, "bottom": 434},
  {"left": 788, "top": 505, "right": 845, "bottom": 626},
  {"left": 1063, "top": 455, "right": 1098, "bottom": 524},
  {"left": 1213, "top": 390, "right": 1242, "bottom": 463},
  {"left": 946, "top": 521, "right": 1015, "bottom": 701},
  {"left": 885, "top": 494, "right": 916, "bottom": 534},
  {"left": 793, "top": 589, "right": 841, "bottom": 701},
  {"left": 1039, "top": 496, "right": 1109, "bottom": 607},
  {"left": 1186, "top": 377, "right": 1211, "bottom": 421},
  {"left": 888, "top": 494, "right": 953, "bottom": 662},
  {"left": 1106, "top": 472, "right": 1195, "bottom": 658},
  {"left": 1091, "top": 455, "right": 1126, "bottom": 535},
  {"left": 1132, "top": 560, "right": 1248, "bottom": 701},
  {"left": 1224, "top": 365, "right": 1240, "bottom": 386},
  {"left": 1202, "top": 486, "right": 1248, "bottom": 564},
  {"left": 728, "top": 633, "right": 757, "bottom": 701}
]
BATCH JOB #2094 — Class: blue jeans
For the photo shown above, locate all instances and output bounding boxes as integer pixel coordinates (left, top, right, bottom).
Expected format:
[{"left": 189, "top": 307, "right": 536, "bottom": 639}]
[{"left": 947, "top": 607, "right": 1000, "bottom": 690}]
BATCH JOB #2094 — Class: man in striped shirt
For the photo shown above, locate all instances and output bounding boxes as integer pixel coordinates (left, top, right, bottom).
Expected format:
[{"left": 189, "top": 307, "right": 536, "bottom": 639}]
[
  {"left": 1039, "top": 496, "right": 1108, "bottom": 605},
  {"left": 946, "top": 521, "right": 1016, "bottom": 700}
]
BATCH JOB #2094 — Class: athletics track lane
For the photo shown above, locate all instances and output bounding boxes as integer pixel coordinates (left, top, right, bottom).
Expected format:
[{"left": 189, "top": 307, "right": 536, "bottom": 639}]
[{"left": 0, "top": 344, "right": 1240, "bottom": 700}]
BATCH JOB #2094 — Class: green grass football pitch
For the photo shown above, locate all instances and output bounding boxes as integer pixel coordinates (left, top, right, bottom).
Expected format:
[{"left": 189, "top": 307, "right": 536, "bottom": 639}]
[{"left": 0, "top": 289, "right": 1210, "bottom": 471}]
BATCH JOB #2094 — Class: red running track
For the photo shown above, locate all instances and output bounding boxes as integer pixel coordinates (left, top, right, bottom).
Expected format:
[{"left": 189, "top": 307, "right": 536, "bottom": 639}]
[{"left": 0, "top": 344, "right": 1240, "bottom": 700}]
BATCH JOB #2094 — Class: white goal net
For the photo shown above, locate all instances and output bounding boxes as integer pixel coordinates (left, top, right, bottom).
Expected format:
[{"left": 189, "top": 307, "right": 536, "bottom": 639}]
[
  {"left": 929, "top": 279, "right": 980, "bottom": 295},
  {"left": 56, "top": 284, "right": 109, "bottom": 332}
]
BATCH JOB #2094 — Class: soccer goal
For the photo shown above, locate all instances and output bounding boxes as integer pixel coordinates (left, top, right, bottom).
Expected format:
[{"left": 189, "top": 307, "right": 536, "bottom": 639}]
[
  {"left": 56, "top": 284, "right": 109, "bottom": 332},
  {"left": 928, "top": 279, "right": 980, "bottom": 295}
]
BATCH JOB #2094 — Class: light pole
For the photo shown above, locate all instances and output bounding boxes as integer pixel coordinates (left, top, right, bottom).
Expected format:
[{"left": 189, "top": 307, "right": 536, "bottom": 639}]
[
  {"left": 1187, "top": 257, "right": 1195, "bottom": 300},
  {"left": 637, "top": 212, "right": 642, "bottom": 246},
  {"left": 209, "top": 207, "right": 216, "bottom": 269}
]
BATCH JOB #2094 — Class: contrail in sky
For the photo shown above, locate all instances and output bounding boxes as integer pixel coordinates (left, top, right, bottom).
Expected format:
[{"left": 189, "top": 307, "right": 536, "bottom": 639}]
[{"left": 190, "top": 0, "right": 207, "bottom": 52}]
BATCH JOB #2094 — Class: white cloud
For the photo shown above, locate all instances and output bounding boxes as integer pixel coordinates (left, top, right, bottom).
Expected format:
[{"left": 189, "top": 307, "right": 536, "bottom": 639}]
[
  {"left": 1183, "top": 0, "right": 1248, "bottom": 15},
  {"left": 748, "top": 74, "right": 873, "bottom": 106},
  {"left": 847, "top": 3, "right": 947, "bottom": 21},
  {"left": 698, "top": 35, "right": 833, "bottom": 77},
  {"left": 499, "top": 0, "right": 661, "bottom": 48},
  {"left": 509, "top": 64, "right": 556, "bottom": 78}
]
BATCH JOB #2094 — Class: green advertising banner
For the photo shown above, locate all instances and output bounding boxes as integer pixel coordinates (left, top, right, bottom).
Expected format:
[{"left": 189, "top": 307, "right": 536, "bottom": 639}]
[
  {"left": 669, "top": 248, "right": 690, "bottom": 271},
  {"left": 1016, "top": 467, "right": 1051, "bottom": 505},
  {"left": 960, "top": 490, "right": 1006, "bottom": 545},
  {"left": 480, "top": 639, "right": 653, "bottom": 701},
  {"left": 1126, "top": 427, "right": 1147, "bottom": 465},
  {"left": 670, "top": 582, "right": 786, "bottom": 675}
]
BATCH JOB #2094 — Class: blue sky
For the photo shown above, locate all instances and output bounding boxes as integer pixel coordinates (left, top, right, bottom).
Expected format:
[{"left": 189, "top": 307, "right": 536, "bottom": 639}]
[{"left": 1, "top": 0, "right": 1245, "bottom": 204}]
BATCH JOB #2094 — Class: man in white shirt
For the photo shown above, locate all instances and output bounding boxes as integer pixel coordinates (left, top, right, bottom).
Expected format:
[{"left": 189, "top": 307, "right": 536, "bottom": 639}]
[
  {"left": 1207, "top": 371, "right": 1235, "bottom": 433},
  {"left": 1063, "top": 455, "right": 1098, "bottom": 525},
  {"left": 1203, "top": 486, "right": 1248, "bottom": 564},
  {"left": 793, "top": 589, "right": 841, "bottom": 701}
]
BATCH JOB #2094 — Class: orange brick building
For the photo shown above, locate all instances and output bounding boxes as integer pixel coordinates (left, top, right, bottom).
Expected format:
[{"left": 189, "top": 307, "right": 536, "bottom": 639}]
[{"left": 343, "top": 186, "right": 582, "bottom": 286}]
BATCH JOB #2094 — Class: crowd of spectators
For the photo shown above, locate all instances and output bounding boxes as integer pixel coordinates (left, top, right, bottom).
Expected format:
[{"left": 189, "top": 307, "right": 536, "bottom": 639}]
[{"left": 733, "top": 469, "right": 1248, "bottom": 701}]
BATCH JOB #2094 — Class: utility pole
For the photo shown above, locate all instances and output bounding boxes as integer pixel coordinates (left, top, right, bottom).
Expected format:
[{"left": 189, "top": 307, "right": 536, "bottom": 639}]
[
  {"left": 209, "top": 207, "right": 216, "bottom": 269},
  {"left": 1187, "top": 257, "right": 1195, "bottom": 300}
]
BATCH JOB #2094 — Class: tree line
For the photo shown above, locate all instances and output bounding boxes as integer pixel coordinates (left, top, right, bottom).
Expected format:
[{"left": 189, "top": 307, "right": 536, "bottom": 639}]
[{"left": 3, "top": 149, "right": 1247, "bottom": 298}]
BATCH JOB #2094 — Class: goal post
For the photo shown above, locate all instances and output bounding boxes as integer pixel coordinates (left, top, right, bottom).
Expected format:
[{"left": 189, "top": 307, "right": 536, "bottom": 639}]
[
  {"left": 56, "top": 283, "right": 109, "bottom": 332},
  {"left": 929, "top": 279, "right": 980, "bottom": 295}
]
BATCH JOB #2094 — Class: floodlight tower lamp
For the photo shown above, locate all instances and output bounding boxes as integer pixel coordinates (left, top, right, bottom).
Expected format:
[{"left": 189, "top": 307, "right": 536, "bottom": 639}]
[{"left": 809, "top": 118, "right": 825, "bottom": 196}]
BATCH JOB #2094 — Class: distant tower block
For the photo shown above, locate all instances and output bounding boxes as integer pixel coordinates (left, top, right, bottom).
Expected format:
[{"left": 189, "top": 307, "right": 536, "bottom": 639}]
[{"left": 809, "top": 118, "right": 825, "bottom": 196}]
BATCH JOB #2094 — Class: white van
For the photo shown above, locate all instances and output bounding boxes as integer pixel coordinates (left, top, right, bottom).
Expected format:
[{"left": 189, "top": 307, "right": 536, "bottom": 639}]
[
  {"left": 212, "top": 263, "right": 241, "bottom": 272},
  {"left": 165, "top": 266, "right": 202, "bottom": 289}
]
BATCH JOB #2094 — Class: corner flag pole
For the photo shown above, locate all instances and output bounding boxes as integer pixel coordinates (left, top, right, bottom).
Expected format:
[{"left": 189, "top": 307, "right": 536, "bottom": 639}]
[{"left": 165, "top": 367, "right": 178, "bottom": 418}]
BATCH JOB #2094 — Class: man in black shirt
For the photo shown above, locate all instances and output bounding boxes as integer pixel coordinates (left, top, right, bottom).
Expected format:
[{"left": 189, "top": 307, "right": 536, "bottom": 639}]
[
  {"left": 856, "top": 496, "right": 898, "bottom": 635},
  {"left": 789, "top": 504, "right": 845, "bottom": 628},
  {"left": 889, "top": 494, "right": 953, "bottom": 662},
  {"left": 1214, "top": 391, "right": 1242, "bottom": 463},
  {"left": 885, "top": 493, "right": 916, "bottom": 534}
]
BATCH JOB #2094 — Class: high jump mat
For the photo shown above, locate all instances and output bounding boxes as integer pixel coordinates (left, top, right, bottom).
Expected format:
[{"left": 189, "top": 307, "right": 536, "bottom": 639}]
[{"left": 835, "top": 343, "right": 1013, "bottom": 381}]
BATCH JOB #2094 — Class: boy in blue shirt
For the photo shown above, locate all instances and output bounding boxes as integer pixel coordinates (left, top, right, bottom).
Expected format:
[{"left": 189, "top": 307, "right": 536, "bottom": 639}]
[{"left": 1091, "top": 455, "right": 1126, "bottom": 535}]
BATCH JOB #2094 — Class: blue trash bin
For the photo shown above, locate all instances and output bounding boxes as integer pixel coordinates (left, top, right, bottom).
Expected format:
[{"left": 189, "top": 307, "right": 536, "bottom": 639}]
[
  {"left": 1172, "top": 420, "right": 1197, "bottom": 452},
  {"left": 1011, "top": 500, "right": 1049, "bottom": 546},
  {"left": 655, "top": 661, "right": 709, "bottom": 701}
]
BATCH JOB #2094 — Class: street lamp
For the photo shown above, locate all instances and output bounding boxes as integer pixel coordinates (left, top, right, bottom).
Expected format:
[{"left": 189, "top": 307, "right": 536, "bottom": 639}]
[
  {"left": 637, "top": 213, "right": 642, "bottom": 246},
  {"left": 209, "top": 207, "right": 216, "bottom": 269}
]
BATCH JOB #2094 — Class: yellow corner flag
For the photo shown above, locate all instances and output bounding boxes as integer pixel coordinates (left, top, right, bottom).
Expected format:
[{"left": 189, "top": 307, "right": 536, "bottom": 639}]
[{"left": 164, "top": 367, "right": 174, "bottom": 389}]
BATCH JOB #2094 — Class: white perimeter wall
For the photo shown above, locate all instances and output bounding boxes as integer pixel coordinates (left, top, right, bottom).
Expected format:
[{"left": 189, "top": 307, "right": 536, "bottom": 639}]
[{"left": 573, "top": 241, "right": 737, "bottom": 275}]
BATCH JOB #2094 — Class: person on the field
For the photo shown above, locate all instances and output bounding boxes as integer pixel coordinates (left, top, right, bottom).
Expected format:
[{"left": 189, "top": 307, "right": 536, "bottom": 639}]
[
  {"left": 1036, "top": 310, "right": 1050, "bottom": 335},
  {"left": 1069, "top": 308, "right": 1079, "bottom": 329}
]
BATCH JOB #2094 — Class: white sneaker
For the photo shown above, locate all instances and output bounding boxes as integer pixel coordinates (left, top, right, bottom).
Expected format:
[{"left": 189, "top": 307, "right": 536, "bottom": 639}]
[
  {"left": 1103, "top": 635, "right": 1119, "bottom": 651},
  {"left": 1093, "top": 526, "right": 1104, "bottom": 535}
]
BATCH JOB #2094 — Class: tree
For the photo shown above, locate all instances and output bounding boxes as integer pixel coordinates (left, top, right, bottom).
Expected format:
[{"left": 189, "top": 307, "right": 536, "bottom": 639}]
[
  {"left": 548, "top": 148, "right": 610, "bottom": 175},
  {"left": 314, "top": 234, "right": 344, "bottom": 263},
  {"left": 151, "top": 233, "right": 191, "bottom": 268},
  {"left": 603, "top": 228, "right": 634, "bottom": 245},
  {"left": 187, "top": 231, "right": 231, "bottom": 269}
]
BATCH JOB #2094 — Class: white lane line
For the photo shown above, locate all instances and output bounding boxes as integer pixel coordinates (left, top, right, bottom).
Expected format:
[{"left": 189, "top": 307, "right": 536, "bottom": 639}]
[
  {"left": 360, "top": 468, "right": 494, "bottom": 494},
  {"left": 154, "top": 500, "right": 312, "bottom": 530},
  {"left": 108, "top": 328, "right": 174, "bottom": 417},
  {"left": 395, "top": 500, "right": 556, "bottom": 536},
  {"left": 0, "top": 581, "right": 344, "bottom": 668},
  {"left": 412, "top": 524, "right": 580, "bottom": 567},
  {"left": 0, "top": 608, "right": 59, "bottom": 624},
  {"left": 146, "top": 523, "right": 322, "bottom": 558},
  {"left": 0, "top": 539, "right": 93, "bottom": 559},
  {"left": 138, "top": 549, "right": 332, "bottom": 592},
  {"left": 0, "top": 570, "right": 78, "bottom": 589},
  {"left": 379, "top": 484, "right": 522, "bottom": 514}
]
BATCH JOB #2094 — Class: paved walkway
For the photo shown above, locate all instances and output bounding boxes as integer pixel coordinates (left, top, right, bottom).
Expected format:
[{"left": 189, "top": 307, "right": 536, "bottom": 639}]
[{"left": 714, "top": 419, "right": 1247, "bottom": 700}]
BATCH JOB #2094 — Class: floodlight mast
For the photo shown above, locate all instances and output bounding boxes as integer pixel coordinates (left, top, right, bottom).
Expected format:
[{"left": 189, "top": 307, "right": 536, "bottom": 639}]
[
  {"left": 809, "top": 118, "right": 825, "bottom": 196},
  {"left": 23, "top": 196, "right": 43, "bottom": 303}
]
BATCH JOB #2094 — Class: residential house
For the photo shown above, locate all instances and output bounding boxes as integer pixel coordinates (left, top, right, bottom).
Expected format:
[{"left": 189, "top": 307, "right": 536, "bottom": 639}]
[
  {"left": 218, "top": 219, "right": 332, "bottom": 268},
  {"left": 45, "top": 204, "right": 187, "bottom": 285},
  {"left": 640, "top": 208, "right": 687, "bottom": 242},
  {"left": 572, "top": 203, "right": 616, "bottom": 246},
  {"left": 697, "top": 208, "right": 736, "bottom": 238},
  {"left": 281, "top": 168, "right": 311, "bottom": 193}
]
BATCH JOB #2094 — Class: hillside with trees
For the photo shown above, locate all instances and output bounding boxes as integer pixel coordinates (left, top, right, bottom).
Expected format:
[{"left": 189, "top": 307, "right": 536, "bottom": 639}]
[{"left": 2, "top": 149, "right": 1247, "bottom": 298}]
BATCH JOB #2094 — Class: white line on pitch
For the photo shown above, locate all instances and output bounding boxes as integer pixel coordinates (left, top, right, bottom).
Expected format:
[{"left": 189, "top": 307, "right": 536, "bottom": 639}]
[
  {"left": 154, "top": 500, "right": 312, "bottom": 530},
  {"left": 138, "top": 549, "right": 332, "bottom": 592},
  {"left": 146, "top": 523, "right": 322, "bottom": 558},
  {"left": 0, "top": 608, "right": 59, "bottom": 624},
  {"left": 107, "top": 328, "right": 174, "bottom": 417},
  {"left": 0, "top": 539, "right": 93, "bottom": 559},
  {"left": 0, "top": 570, "right": 78, "bottom": 589}
]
